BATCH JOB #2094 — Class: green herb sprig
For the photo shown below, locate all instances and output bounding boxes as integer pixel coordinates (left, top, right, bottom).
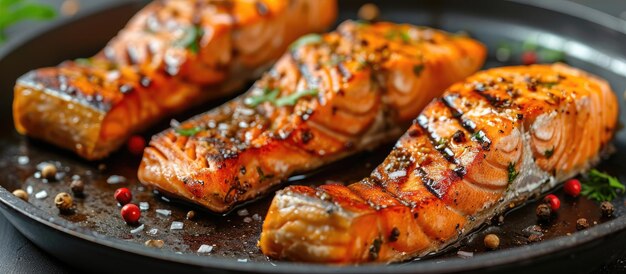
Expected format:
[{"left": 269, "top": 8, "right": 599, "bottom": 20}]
[
  {"left": 581, "top": 169, "right": 625, "bottom": 202},
  {"left": 244, "top": 88, "right": 318, "bottom": 108},
  {"left": 289, "top": 33, "right": 322, "bottom": 51},
  {"left": 0, "top": 0, "right": 56, "bottom": 43},
  {"left": 174, "top": 25, "right": 203, "bottom": 54},
  {"left": 507, "top": 162, "right": 519, "bottom": 183},
  {"left": 175, "top": 126, "right": 202, "bottom": 137}
]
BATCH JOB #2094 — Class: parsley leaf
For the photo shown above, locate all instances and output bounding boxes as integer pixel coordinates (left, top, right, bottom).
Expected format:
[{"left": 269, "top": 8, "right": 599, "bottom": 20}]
[
  {"left": 274, "top": 88, "right": 318, "bottom": 107},
  {"left": 175, "top": 126, "right": 202, "bottom": 137},
  {"left": 385, "top": 29, "right": 410, "bottom": 43},
  {"left": 174, "top": 25, "right": 203, "bottom": 54},
  {"left": 289, "top": 33, "right": 322, "bottom": 51},
  {"left": 581, "top": 169, "right": 625, "bottom": 202},
  {"left": 507, "top": 162, "right": 518, "bottom": 183},
  {"left": 244, "top": 88, "right": 279, "bottom": 107},
  {"left": 0, "top": 0, "right": 56, "bottom": 43}
]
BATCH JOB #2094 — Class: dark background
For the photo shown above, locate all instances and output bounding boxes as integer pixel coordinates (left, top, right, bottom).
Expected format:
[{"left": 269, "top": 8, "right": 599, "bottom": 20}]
[{"left": 1, "top": 0, "right": 626, "bottom": 273}]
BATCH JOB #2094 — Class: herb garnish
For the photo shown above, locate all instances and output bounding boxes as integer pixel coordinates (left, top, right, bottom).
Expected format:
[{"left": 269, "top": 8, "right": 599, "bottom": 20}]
[
  {"left": 244, "top": 88, "right": 279, "bottom": 107},
  {"left": 581, "top": 169, "right": 625, "bottom": 202},
  {"left": 413, "top": 64, "right": 424, "bottom": 76},
  {"left": 289, "top": 33, "right": 322, "bottom": 51},
  {"left": 507, "top": 162, "right": 518, "bottom": 183},
  {"left": 0, "top": 0, "right": 56, "bottom": 43},
  {"left": 256, "top": 166, "right": 274, "bottom": 181},
  {"left": 244, "top": 88, "right": 318, "bottom": 108},
  {"left": 274, "top": 89, "right": 318, "bottom": 107},
  {"left": 385, "top": 29, "right": 410, "bottom": 43},
  {"left": 175, "top": 126, "right": 202, "bottom": 137},
  {"left": 174, "top": 25, "right": 203, "bottom": 54},
  {"left": 544, "top": 147, "right": 554, "bottom": 158}
]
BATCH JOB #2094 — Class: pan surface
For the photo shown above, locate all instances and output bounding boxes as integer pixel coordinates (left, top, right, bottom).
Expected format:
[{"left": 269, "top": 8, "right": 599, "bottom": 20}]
[{"left": 1, "top": 0, "right": 626, "bottom": 273}]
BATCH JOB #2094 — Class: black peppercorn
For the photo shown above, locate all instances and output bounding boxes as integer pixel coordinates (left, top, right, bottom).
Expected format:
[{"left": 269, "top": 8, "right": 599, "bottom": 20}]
[
  {"left": 576, "top": 218, "right": 589, "bottom": 230},
  {"left": 536, "top": 204, "right": 551, "bottom": 221},
  {"left": 70, "top": 179, "right": 84, "bottom": 196},
  {"left": 600, "top": 201, "right": 614, "bottom": 217}
]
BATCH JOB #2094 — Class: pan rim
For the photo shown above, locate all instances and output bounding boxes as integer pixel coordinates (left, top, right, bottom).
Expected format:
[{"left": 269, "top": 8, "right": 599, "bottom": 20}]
[{"left": 1, "top": 0, "right": 626, "bottom": 273}]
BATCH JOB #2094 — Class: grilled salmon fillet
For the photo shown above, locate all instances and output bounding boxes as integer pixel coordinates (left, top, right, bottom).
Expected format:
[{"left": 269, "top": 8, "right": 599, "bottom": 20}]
[
  {"left": 138, "top": 20, "right": 486, "bottom": 213},
  {"left": 259, "top": 63, "right": 618, "bottom": 263},
  {"left": 13, "top": 0, "right": 336, "bottom": 160}
]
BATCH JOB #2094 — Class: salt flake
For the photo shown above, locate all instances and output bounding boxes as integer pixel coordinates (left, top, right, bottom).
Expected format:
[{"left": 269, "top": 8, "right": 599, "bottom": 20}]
[
  {"left": 139, "top": 202, "right": 150, "bottom": 211},
  {"left": 170, "top": 221, "right": 184, "bottom": 230},
  {"left": 197, "top": 244, "right": 213, "bottom": 254},
  {"left": 35, "top": 190, "right": 48, "bottom": 199},
  {"left": 130, "top": 224, "right": 145, "bottom": 234}
]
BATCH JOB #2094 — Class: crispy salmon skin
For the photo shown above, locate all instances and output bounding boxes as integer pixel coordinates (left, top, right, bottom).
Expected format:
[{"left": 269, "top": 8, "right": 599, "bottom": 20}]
[
  {"left": 138, "top": 20, "right": 486, "bottom": 213},
  {"left": 13, "top": 0, "right": 336, "bottom": 160},
  {"left": 259, "top": 64, "right": 618, "bottom": 263}
]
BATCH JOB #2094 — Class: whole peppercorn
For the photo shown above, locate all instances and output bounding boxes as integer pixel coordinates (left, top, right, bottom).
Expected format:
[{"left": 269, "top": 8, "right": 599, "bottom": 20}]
[
  {"left": 484, "top": 234, "right": 500, "bottom": 250},
  {"left": 576, "top": 218, "right": 589, "bottom": 230},
  {"left": 121, "top": 203, "right": 141, "bottom": 224},
  {"left": 70, "top": 179, "right": 84, "bottom": 196},
  {"left": 186, "top": 210, "right": 196, "bottom": 220},
  {"left": 564, "top": 179, "right": 582, "bottom": 197},
  {"left": 536, "top": 203, "right": 551, "bottom": 221},
  {"left": 600, "top": 201, "right": 615, "bottom": 218},
  {"left": 127, "top": 135, "right": 146, "bottom": 155},
  {"left": 12, "top": 189, "right": 28, "bottom": 201},
  {"left": 41, "top": 164, "right": 57, "bottom": 180},
  {"left": 54, "top": 192, "right": 73, "bottom": 212},
  {"left": 543, "top": 194, "right": 561, "bottom": 211},
  {"left": 114, "top": 187, "right": 132, "bottom": 205}
]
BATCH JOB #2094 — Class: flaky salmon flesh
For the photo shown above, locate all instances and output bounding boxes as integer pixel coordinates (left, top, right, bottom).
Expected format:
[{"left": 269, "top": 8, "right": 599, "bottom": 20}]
[
  {"left": 138, "top": 20, "right": 486, "bottom": 213},
  {"left": 13, "top": 0, "right": 336, "bottom": 160},
  {"left": 259, "top": 64, "right": 618, "bottom": 263}
]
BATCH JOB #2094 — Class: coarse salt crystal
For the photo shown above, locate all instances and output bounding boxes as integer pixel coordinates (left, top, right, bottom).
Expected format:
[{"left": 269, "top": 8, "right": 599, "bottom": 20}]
[
  {"left": 130, "top": 224, "right": 145, "bottom": 234},
  {"left": 388, "top": 170, "right": 407, "bottom": 179},
  {"left": 237, "top": 259, "right": 248, "bottom": 263},
  {"left": 17, "top": 156, "right": 29, "bottom": 165},
  {"left": 161, "top": 196, "right": 170, "bottom": 202},
  {"left": 35, "top": 190, "right": 47, "bottom": 199},
  {"left": 170, "top": 221, "right": 184, "bottom": 230},
  {"left": 243, "top": 217, "right": 252, "bottom": 223},
  {"left": 237, "top": 209, "right": 249, "bottom": 216},
  {"left": 26, "top": 186, "right": 33, "bottom": 194},
  {"left": 197, "top": 244, "right": 213, "bottom": 253},
  {"left": 147, "top": 228, "right": 158, "bottom": 235},
  {"left": 252, "top": 214, "right": 261, "bottom": 221},
  {"left": 156, "top": 209, "right": 171, "bottom": 217},
  {"left": 139, "top": 202, "right": 150, "bottom": 211},
  {"left": 106, "top": 175, "right": 126, "bottom": 184},
  {"left": 457, "top": 251, "right": 474, "bottom": 258}
]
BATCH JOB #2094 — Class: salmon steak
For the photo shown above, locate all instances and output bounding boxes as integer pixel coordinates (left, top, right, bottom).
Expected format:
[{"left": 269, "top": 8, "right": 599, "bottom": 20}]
[
  {"left": 138, "top": 20, "right": 486, "bottom": 213},
  {"left": 13, "top": 0, "right": 336, "bottom": 160},
  {"left": 259, "top": 64, "right": 618, "bottom": 263}
]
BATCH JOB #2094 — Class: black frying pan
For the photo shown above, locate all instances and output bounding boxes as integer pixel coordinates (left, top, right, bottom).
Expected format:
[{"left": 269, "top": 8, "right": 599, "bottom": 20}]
[{"left": 1, "top": 0, "right": 626, "bottom": 273}]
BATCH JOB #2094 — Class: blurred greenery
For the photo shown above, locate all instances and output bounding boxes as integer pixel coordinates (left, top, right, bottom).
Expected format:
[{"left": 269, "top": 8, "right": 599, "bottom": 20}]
[{"left": 0, "top": 0, "right": 56, "bottom": 43}]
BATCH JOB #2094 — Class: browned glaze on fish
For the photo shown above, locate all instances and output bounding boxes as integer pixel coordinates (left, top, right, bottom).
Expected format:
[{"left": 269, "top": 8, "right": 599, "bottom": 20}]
[
  {"left": 259, "top": 64, "right": 618, "bottom": 263},
  {"left": 13, "top": 0, "right": 336, "bottom": 160},
  {"left": 138, "top": 20, "right": 486, "bottom": 213}
]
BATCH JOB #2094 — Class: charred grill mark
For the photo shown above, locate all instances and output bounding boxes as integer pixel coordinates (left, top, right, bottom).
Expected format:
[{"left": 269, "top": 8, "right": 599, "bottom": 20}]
[
  {"left": 415, "top": 167, "right": 443, "bottom": 198},
  {"left": 255, "top": 1, "right": 269, "bottom": 16},
  {"left": 440, "top": 95, "right": 491, "bottom": 150},
  {"left": 415, "top": 115, "right": 459, "bottom": 165},
  {"left": 337, "top": 62, "right": 353, "bottom": 82},
  {"left": 290, "top": 53, "right": 319, "bottom": 89},
  {"left": 359, "top": 177, "right": 413, "bottom": 208},
  {"left": 472, "top": 83, "right": 510, "bottom": 108}
]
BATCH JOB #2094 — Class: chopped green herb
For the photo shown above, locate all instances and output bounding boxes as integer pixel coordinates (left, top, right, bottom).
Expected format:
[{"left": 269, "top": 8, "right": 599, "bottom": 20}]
[
  {"left": 413, "top": 64, "right": 424, "bottom": 76},
  {"left": 74, "top": 58, "right": 93, "bottom": 66},
  {"left": 581, "top": 169, "right": 625, "bottom": 202},
  {"left": 174, "top": 25, "right": 203, "bottom": 54},
  {"left": 507, "top": 162, "right": 518, "bottom": 183},
  {"left": 0, "top": 0, "right": 56, "bottom": 43},
  {"left": 539, "top": 81, "right": 559, "bottom": 88},
  {"left": 175, "top": 126, "right": 202, "bottom": 137},
  {"left": 544, "top": 147, "right": 555, "bottom": 158},
  {"left": 289, "top": 33, "right": 322, "bottom": 51},
  {"left": 325, "top": 55, "right": 346, "bottom": 66},
  {"left": 256, "top": 166, "right": 274, "bottom": 181},
  {"left": 472, "top": 131, "right": 485, "bottom": 143},
  {"left": 435, "top": 138, "right": 447, "bottom": 150},
  {"left": 244, "top": 88, "right": 279, "bottom": 107},
  {"left": 274, "top": 88, "right": 318, "bottom": 107},
  {"left": 385, "top": 29, "right": 410, "bottom": 43}
]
